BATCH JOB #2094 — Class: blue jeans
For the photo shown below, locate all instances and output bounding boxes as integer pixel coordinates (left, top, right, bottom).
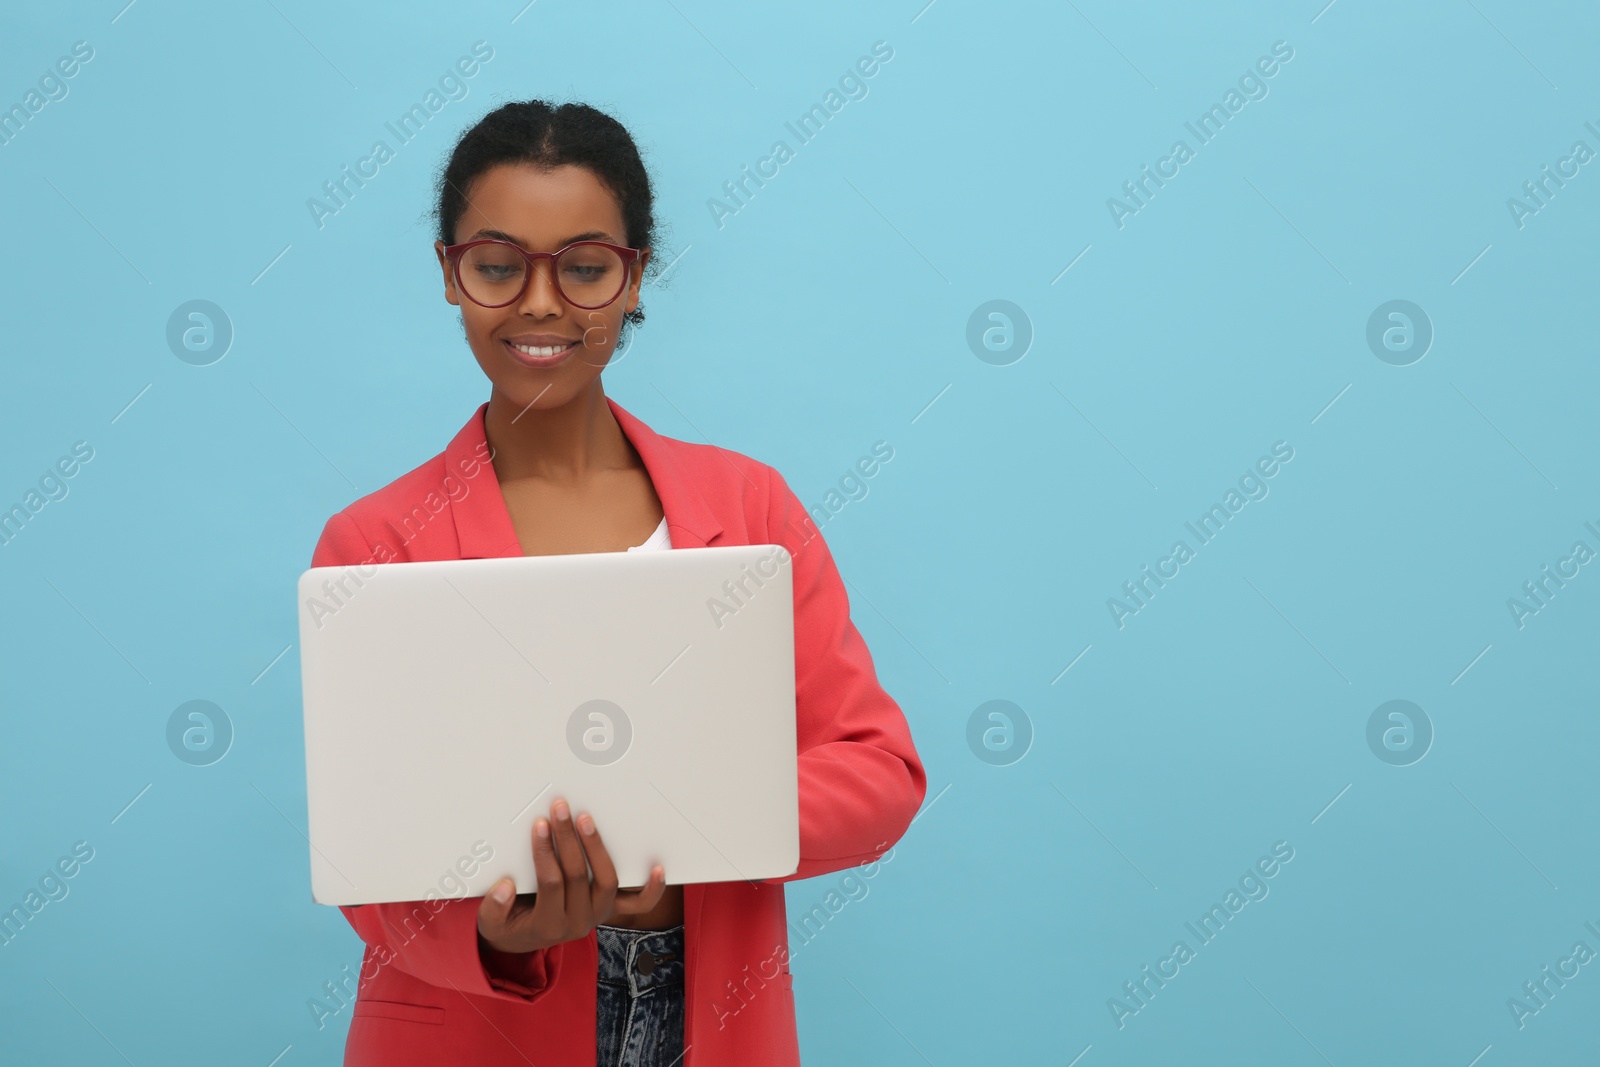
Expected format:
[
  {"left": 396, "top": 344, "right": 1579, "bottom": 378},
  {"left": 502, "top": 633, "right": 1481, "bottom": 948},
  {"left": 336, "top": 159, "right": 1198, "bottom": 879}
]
[{"left": 595, "top": 923, "right": 686, "bottom": 1067}]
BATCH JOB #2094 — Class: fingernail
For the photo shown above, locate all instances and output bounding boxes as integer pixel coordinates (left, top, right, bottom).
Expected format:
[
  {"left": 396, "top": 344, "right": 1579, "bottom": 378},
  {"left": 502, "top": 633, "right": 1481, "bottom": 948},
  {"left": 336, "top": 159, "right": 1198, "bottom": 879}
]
[
  {"left": 579, "top": 814, "right": 594, "bottom": 835},
  {"left": 492, "top": 881, "right": 511, "bottom": 904},
  {"left": 536, "top": 818, "right": 550, "bottom": 839},
  {"left": 554, "top": 799, "right": 569, "bottom": 821}
]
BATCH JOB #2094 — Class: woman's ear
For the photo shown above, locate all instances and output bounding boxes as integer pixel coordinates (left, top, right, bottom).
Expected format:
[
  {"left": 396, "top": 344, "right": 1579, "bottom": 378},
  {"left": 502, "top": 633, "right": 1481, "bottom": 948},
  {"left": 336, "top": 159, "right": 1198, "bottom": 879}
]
[
  {"left": 625, "top": 247, "right": 651, "bottom": 314},
  {"left": 435, "top": 241, "right": 461, "bottom": 306}
]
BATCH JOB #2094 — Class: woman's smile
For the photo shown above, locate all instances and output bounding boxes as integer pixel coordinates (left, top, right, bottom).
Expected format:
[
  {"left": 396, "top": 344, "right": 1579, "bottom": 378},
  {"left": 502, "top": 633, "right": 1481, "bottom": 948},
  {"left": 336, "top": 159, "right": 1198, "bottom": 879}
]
[{"left": 502, "top": 334, "right": 582, "bottom": 369}]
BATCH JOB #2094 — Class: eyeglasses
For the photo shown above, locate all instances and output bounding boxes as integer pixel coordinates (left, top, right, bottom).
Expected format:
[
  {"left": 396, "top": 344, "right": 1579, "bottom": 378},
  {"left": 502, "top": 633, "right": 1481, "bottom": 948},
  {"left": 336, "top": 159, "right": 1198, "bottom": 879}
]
[{"left": 441, "top": 239, "right": 643, "bottom": 310}]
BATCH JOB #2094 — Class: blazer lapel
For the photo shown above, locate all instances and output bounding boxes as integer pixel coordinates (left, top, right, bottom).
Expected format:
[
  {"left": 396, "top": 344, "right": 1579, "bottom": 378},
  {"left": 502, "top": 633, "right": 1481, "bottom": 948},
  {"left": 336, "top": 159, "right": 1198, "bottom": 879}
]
[{"left": 607, "top": 395, "right": 729, "bottom": 549}]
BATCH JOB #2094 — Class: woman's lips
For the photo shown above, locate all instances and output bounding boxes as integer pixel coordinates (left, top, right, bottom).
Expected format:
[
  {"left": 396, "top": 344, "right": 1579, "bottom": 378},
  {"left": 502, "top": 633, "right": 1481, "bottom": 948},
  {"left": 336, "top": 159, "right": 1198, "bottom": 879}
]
[{"left": 503, "top": 338, "right": 579, "bottom": 369}]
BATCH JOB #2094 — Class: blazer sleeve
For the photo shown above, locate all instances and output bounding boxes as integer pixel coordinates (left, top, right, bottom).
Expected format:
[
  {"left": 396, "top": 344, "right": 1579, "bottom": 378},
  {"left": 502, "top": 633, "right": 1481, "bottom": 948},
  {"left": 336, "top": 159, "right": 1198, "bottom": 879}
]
[
  {"left": 309, "top": 511, "right": 560, "bottom": 1002},
  {"left": 759, "top": 467, "right": 928, "bottom": 884}
]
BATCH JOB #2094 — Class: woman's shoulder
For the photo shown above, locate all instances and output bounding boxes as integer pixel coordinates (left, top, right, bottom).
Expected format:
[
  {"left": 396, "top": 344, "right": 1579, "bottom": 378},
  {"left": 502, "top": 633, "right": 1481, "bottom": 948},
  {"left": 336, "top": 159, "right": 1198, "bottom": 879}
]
[
  {"left": 651, "top": 429, "right": 800, "bottom": 539},
  {"left": 614, "top": 397, "right": 788, "bottom": 516},
  {"left": 649, "top": 424, "right": 775, "bottom": 487},
  {"left": 310, "top": 423, "right": 496, "bottom": 567},
  {"left": 614, "top": 396, "right": 773, "bottom": 483}
]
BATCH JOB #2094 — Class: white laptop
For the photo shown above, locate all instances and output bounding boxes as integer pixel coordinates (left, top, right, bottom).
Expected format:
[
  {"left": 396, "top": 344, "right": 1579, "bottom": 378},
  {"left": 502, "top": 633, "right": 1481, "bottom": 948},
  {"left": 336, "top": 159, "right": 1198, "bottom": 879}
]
[{"left": 295, "top": 543, "right": 798, "bottom": 906}]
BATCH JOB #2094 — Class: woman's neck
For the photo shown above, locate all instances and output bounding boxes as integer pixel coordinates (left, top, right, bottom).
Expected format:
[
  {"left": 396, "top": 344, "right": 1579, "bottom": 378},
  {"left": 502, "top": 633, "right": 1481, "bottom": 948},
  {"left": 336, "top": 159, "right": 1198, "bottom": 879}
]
[{"left": 483, "top": 381, "right": 635, "bottom": 485}]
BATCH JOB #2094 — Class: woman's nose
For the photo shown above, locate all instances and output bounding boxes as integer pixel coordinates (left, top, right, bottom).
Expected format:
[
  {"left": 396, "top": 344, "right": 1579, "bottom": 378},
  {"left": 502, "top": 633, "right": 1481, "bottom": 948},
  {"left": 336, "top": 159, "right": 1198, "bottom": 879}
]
[{"left": 518, "top": 259, "right": 565, "bottom": 317}]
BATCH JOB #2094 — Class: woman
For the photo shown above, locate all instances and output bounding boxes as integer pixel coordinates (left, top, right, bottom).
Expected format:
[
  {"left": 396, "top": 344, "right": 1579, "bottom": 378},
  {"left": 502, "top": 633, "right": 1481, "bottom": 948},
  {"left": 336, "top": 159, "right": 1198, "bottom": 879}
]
[{"left": 308, "top": 100, "right": 926, "bottom": 1066}]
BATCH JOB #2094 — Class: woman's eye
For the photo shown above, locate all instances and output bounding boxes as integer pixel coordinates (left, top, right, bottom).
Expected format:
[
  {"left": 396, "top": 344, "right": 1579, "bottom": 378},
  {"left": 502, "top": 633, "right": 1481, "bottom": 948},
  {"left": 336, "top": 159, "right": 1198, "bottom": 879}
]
[{"left": 475, "top": 265, "right": 517, "bottom": 280}]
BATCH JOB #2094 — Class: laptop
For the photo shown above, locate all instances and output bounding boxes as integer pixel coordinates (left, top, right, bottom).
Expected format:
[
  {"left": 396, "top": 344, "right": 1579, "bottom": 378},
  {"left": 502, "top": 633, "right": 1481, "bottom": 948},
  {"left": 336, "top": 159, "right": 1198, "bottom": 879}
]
[{"left": 295, "top": 542, "right": 798, "bottom": 906}]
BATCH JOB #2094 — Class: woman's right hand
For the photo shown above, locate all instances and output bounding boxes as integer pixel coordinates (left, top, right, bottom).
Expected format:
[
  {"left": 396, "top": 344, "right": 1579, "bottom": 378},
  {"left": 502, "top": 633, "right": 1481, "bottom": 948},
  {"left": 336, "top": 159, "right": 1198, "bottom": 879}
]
[{"left": 476, "top": 796, "right": 667, "bottom": 954}]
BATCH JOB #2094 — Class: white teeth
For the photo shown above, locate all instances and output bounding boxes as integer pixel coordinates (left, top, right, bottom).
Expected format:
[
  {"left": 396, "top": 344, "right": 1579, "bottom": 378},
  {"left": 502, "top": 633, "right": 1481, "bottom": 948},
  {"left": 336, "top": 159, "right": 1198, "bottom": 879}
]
[{"left": 510, "top": 341, "right": 575, "bottom": 357}]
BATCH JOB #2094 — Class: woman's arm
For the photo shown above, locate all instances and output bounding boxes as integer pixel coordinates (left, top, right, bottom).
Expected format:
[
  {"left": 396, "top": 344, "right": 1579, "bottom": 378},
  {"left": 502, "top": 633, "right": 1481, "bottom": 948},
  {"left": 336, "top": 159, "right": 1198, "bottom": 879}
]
[
  {"left": 758, "top": 467, "right": 929, "bottom": 884},
  {"left": 310, "top": 511, "right": 559, "bottom": 1002},
  {"left": 340, "top": 895, "right": 556, "bottom": 1000}
]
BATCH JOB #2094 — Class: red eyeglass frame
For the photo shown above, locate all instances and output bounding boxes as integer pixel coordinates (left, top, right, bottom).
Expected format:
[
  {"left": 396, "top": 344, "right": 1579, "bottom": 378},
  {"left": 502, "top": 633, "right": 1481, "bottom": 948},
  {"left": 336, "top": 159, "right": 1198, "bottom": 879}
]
[{"left": 441, "top": 239, "right": 644, "bottom": 310}]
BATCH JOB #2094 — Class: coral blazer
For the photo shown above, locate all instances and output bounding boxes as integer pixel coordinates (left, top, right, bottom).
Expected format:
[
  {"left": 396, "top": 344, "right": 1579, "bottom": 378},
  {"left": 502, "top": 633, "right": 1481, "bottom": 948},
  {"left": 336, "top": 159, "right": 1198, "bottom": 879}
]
[{"left": 307, "top": 396, "right": 927, "bottom": 1066}]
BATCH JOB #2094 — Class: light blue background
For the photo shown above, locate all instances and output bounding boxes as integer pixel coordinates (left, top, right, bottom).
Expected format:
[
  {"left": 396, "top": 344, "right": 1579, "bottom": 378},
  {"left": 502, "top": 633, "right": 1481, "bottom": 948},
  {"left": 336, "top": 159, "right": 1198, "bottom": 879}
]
[{"left": 3, "top": 1, "right": 1597, "bottom": 1063}]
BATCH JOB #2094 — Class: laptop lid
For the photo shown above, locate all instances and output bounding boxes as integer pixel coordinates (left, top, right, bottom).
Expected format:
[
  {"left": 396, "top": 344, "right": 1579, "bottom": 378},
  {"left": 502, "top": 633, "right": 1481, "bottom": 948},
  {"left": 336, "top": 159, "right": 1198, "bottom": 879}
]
[{"left": 296, "top": 543, "right": 797, "bottom": 906}]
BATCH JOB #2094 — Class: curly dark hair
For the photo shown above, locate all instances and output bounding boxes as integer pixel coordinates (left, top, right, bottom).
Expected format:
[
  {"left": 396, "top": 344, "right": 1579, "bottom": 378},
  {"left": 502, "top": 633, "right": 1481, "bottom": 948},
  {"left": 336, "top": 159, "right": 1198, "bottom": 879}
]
[{"left": 432, "top": 99, "right": 667, "bottom": 343}]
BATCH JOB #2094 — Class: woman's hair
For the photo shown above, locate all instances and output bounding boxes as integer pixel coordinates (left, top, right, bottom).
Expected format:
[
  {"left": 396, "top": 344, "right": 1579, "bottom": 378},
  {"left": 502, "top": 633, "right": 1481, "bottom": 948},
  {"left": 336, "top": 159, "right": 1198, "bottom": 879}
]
[{"left": 432, "top": 100, "right": 666, "bottom": 341}]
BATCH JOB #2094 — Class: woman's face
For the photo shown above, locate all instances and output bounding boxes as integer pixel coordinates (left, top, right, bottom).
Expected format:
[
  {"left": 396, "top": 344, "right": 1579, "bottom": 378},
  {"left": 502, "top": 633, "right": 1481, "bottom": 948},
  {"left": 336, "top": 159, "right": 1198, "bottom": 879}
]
[{"left": 434, "top": 162, "right": 649, "bottom": 412}]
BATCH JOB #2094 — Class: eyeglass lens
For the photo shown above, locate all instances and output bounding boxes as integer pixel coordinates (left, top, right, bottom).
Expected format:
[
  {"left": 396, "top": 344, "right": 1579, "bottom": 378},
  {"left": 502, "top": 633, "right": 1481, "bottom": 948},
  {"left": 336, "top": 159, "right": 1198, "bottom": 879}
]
[{"left": 457, "top": 243, "right": 628, "bottom": 308}]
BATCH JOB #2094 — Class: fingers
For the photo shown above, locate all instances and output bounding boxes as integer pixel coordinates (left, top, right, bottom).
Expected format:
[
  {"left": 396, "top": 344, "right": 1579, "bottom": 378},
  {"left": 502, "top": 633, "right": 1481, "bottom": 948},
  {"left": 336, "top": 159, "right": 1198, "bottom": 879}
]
[
  {"left": 530, "top": 813, "right": 564, "bottom": 915},
  {"left": 576, "top": 810, "right": 620, "bottom": 920},
  {"left": 481, "top": 814, "right": 563, "bottom": 950},
  {"left": 611, "top": 865, "right": 668, "bottom": 915},
  {"left": 554, "top": 802, "right": 663, "bottom": 923},
  {"left": 548, "top": 799, "right": 592, "bottom": 915},
  {"left": 476, "top": 875, "right": 517, "bottom": 942},
  {"left": 517, "top": 798, "right": 667, "bottom": 934}
]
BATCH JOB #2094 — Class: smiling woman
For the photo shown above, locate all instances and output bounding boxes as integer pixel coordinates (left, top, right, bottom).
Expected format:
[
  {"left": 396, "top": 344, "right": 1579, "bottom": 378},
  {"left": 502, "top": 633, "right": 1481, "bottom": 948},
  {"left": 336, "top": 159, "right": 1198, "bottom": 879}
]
[{"left": 308, "top": 99, "right": 925, "bottom": 1067}]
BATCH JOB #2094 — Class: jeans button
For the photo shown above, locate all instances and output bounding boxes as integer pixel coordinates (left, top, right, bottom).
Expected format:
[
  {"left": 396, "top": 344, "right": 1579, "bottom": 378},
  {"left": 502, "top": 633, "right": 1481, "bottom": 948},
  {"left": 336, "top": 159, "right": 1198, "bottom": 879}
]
[{"left": 637, "top": 949, "right": 656, "bottom": 975}]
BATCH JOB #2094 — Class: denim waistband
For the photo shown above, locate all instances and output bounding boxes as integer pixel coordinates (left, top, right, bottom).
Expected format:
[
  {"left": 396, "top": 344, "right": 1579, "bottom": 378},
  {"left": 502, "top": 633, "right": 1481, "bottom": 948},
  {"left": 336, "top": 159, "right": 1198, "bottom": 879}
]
[{"left": 595, "top": 924, "right": 685, "bottom": 996}]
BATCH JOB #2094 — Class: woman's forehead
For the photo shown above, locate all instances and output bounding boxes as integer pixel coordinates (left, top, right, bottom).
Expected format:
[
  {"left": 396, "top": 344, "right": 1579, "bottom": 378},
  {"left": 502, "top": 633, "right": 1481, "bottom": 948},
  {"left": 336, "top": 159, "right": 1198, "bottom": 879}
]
[{"left": 458, "top": 162, "right": 624, "bottom": 245}]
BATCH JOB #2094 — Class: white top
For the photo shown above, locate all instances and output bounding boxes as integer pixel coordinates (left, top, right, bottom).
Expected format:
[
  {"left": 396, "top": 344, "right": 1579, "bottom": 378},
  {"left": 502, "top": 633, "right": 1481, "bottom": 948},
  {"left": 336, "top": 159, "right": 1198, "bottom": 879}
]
[{"left": 626, "top": 515, "right": 670, "bottom": 552}]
